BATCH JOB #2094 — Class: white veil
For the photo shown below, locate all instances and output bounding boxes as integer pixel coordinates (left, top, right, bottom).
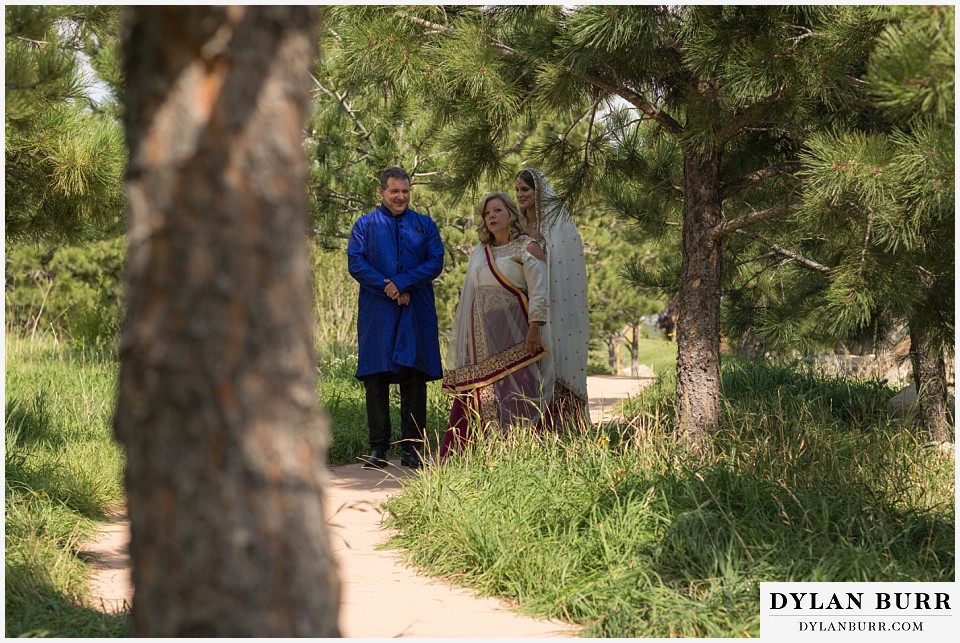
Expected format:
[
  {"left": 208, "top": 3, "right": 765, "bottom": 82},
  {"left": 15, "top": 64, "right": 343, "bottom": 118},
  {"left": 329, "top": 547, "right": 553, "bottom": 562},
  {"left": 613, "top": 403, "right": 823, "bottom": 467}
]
[{"left": 521, "top": 168, "right": 590, "bottom": 423}]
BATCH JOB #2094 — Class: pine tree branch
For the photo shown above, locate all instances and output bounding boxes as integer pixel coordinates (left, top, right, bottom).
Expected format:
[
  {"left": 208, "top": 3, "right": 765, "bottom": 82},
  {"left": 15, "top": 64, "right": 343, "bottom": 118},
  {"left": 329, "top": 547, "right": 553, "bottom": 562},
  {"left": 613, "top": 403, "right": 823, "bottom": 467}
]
[
  {"left": 499, "top": 128, "right": 536, "bottom": 160},
  {"left": 406, "top": 14, "right": 520, "bottom": 57},
  {"left": 915, "top": 265, "right": 936, "bottom": 288},
  {"left": 584, "top": 99, "right": 599, "bottom": 168},
  {"left": 400, "top": 9, "right": 691, "bottom": 164},
  {"left": 310, "top": 74, "right": 371, "bottom": 142},
  {"left": 313, "top": 188, "right": 366, "bottom": 206},
  {"left": 717, "top": 87, "right": 785, "bottom": 144},
  {"left": 859, "top": 209, "right": 874, "bottom": 279},
  {"left": 736, "top": 229, "right": 831, "bottom": 273},
  {"left": 407, "top": 14, "right": 519, "bottom": 56},
  {"left": 734, "top": 250, "right": 779, "bottom": 268},
  {"left": 579, "top": 72, "right": 683, "bottom": 134},
  {"left": 14, "top": 36, "right": 50, "bottom": 47},
  {"left": 411, "top": 145, "right": 443, "bottom": 176},
  {"left": 311, "top": 227, "right": 351, "bottom": 242},
  {"left": 559, "top": 101, "right": 598, "bottom": 142},
  {"left": 766, "top": 241, "right": 831, "bottom": 273},
  {"left": 310, "top": 137, "right": 370, "bottom": 157},
  {"left": 710, "top": 202, "right": 799, "bottom": 240},
  {"left": 788, "top": 27, "right": 816, "bottom": 50},
  {"left": 847, "top": 75, "right": 870, "bottom": 88},
  {"left": 733, "top": 253, "right": 792, "bottom": 294},
  {"left": 406, "top": 16, "right": 452, "bottom": 36},
  {"left": 776, "top": 249, "right": 826, "bottom": 273},
  {"left": 403, "top": 14, "right": 681, "bottom": 139},
  {"left": 721, "top": 161, "right": 802, "bottom": 200}
]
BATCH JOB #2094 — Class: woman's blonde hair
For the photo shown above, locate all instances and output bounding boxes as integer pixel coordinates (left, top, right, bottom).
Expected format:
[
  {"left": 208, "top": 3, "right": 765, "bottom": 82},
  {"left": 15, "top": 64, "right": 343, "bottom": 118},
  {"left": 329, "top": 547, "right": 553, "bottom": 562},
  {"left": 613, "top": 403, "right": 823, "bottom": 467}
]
[{"left": 476, "top": 191, "right": 524, "bottom": 245}]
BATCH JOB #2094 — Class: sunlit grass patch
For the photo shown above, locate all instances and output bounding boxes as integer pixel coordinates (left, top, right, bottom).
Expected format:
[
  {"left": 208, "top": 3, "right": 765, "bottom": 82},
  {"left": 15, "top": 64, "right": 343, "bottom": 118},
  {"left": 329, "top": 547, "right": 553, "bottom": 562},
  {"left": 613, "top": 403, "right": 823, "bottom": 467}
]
[
  {"left": 5, "top": 335, "right": 130, "bottom": 636},
  {"left": 383, "top": 360, "right": 955, "bottom": 638}
]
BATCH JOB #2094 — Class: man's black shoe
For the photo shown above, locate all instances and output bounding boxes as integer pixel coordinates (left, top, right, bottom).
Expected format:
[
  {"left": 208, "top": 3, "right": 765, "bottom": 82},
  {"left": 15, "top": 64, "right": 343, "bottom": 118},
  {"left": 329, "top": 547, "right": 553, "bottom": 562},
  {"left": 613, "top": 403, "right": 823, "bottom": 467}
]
[
  {"left": 361, "top": 449, "right": 389, "bottom": 470},
  {"left": 400, "top": 449, "right": 423, "bottom": 469}
]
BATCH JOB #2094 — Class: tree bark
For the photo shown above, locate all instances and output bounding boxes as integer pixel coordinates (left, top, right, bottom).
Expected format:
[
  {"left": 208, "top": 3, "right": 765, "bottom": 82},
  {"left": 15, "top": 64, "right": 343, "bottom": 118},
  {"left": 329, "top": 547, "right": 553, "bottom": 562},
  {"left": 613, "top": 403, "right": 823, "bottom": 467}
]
[
  {"left": 675, "top": 149, "right": 724, "bottom": 458},
  {"left": 908, "top": 321, "right": 952, "bottom": 444},
  {"left": 608, "top": 335, "right": 621, "bottom": 374},
  {"left": 114, "top": 6, "right": 340, "bottom": 637}
]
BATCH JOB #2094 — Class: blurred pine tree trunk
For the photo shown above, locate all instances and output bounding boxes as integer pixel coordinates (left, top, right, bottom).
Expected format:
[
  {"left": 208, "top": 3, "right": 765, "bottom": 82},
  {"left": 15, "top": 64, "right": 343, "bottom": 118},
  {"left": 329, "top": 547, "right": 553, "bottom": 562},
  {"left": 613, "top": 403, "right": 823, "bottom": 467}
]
[{"left": 114, "top": 6, "right": 341, "bottom": 636}]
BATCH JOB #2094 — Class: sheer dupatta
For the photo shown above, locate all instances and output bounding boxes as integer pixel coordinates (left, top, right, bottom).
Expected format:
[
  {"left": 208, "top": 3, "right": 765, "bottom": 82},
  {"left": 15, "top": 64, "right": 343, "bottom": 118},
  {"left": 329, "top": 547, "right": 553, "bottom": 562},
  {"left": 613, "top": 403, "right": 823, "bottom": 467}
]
[{"left": 522, "top": 168, "right": 591, "bottom": 427}]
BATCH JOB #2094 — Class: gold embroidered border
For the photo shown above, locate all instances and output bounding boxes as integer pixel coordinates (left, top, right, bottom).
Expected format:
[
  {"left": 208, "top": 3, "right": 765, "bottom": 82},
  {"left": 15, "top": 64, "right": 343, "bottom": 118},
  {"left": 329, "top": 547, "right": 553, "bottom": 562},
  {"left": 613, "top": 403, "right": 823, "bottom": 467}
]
[{"left": 442, "top": 342, "right": 547, "bottom": 393}]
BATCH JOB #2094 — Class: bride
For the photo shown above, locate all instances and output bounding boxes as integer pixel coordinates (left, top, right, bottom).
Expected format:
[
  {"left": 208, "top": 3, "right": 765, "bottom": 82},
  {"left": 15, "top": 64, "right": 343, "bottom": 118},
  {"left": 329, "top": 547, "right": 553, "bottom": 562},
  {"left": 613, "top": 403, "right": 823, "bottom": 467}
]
[{"left": 515, "top": 168, "right": 590, "bottom": 428}]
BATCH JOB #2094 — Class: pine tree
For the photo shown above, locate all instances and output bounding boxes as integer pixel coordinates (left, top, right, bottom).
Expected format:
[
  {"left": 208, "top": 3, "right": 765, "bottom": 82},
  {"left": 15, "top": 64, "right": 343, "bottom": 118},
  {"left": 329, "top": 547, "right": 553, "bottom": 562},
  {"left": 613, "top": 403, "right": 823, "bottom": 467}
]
[
  {"left": 328, "top": 5, "right": 884, "bottom": 456},
  {"left": 788, "top": 6, "right": 953, "bottom": 442},
  {"left": 4, "top": 4, "right": 126, "bottom": 240}
]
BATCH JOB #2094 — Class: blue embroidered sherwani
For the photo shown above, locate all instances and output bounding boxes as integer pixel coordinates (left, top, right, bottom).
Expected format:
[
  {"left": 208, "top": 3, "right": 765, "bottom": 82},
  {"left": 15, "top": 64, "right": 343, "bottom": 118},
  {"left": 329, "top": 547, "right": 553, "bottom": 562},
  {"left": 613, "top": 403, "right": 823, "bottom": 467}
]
[{"left": 347, "top": 204, "right": 444, "bottom": 382}]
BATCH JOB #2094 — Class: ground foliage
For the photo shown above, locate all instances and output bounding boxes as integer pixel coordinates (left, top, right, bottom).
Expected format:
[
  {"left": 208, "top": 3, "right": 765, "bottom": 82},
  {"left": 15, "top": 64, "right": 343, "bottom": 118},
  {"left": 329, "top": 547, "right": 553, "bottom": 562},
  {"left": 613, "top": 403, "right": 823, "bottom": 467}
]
[
  {"left": 4, "top": 335, "right": 953, "bottom": 638},
  {"left": 384, "top": 359, "right": 954, "bottom": 638},
  {"left": 5, "top": 239, "right": 126, "bottom": 346},
  {"left": 4, "top": 337, "right": 128, "bottom": 637}
]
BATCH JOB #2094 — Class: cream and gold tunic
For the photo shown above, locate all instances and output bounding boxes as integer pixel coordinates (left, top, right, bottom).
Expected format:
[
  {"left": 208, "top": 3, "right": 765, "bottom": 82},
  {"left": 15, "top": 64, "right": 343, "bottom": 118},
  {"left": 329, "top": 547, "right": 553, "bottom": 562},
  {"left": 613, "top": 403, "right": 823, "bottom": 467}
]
[{"left": 443, "top": 235, "right": 553, "bottom": 432}]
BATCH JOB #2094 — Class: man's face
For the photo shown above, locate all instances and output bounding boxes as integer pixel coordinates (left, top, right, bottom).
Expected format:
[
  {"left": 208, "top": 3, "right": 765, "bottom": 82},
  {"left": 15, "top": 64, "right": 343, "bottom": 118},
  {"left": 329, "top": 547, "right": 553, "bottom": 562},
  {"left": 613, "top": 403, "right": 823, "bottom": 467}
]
[{"left": 379, "top": 177, "right": 411, "bottom": 216}]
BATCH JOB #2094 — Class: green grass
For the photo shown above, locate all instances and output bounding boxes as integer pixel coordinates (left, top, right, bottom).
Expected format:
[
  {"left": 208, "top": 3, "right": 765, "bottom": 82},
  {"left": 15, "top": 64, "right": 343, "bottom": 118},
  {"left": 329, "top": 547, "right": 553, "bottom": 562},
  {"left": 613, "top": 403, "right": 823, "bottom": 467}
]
[
  {"left": 630, "top": 337, "right": 678, "bottom": 375},
  {"left": 5, "top": 335, "right": 129, "bottom": 637},
  {"left": 382, "top": 358, "right": 955, "bottom": 638},
  {"left": 7, "top": 334, "right": 953, "bottom": 639}
]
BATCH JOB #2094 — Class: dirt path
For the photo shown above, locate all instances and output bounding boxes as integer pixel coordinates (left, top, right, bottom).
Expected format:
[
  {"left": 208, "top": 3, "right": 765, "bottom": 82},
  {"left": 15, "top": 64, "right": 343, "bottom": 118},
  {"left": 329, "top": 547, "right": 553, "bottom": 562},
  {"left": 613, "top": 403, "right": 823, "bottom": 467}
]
[
  {"left": 80, "top": 375, "right": 651, "bottom": 636},
  {"left": 585, "top": 373, "right": 652, "bottom": 424}
]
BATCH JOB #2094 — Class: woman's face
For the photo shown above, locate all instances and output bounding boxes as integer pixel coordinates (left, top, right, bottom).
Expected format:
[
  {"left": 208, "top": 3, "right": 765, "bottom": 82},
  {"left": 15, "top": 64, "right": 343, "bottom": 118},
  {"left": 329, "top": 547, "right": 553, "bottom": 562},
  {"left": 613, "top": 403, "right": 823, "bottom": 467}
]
[
  {"left": 515, "top": 177, "right": 535, "bottom": 213},
  {"left": 483, "top": 197, "right": 512, "bottom": 240}
]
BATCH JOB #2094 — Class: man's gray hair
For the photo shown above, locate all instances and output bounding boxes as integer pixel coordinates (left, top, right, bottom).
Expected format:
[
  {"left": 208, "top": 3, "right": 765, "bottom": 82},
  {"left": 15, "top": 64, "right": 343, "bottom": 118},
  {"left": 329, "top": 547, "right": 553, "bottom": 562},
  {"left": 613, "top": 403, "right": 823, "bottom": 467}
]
[{"left": 379, "top": 166, "right": 411, "bottom": 189}]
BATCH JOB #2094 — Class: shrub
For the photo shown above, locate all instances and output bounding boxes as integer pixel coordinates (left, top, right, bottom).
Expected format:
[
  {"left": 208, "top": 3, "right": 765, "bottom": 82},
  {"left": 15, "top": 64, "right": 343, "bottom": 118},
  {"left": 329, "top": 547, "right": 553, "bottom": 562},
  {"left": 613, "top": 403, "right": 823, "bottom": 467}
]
[{"left": 5, "top": 238, "right": 126, "bottom": 347}]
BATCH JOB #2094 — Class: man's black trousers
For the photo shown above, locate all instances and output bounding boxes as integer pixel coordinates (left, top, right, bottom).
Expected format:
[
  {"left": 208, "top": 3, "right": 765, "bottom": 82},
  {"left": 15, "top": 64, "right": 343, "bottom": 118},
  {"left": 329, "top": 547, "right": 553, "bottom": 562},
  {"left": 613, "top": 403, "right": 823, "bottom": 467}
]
[{"left": 361, "top": 368, "right": 427, "bottom": 453}]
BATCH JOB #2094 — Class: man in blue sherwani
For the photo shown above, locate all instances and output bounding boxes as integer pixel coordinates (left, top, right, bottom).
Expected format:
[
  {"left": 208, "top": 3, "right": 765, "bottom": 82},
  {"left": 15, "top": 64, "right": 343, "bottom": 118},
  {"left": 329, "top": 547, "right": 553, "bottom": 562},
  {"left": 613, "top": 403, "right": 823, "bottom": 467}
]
[{"left": 347, "top": 166, "right": 444, "bottom": 469}]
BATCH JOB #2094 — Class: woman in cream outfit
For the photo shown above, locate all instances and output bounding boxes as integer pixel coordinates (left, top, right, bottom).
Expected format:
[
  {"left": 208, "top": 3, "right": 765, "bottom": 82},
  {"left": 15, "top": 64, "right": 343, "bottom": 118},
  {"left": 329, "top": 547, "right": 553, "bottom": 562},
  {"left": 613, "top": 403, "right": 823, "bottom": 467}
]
[{"left": 440, "top": 192, "right": 552, "bottom": 457}]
